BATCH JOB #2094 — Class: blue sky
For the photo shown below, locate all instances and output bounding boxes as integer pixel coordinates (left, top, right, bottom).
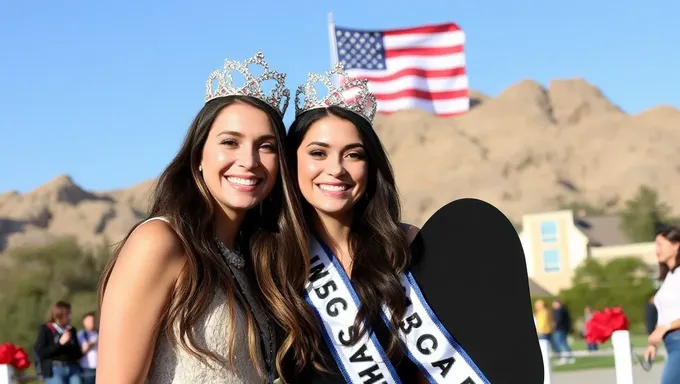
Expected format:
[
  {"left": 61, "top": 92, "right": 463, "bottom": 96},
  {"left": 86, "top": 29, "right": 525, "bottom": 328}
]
[{"left": 1, "top": 0, "right": 677, "bottom": 193}]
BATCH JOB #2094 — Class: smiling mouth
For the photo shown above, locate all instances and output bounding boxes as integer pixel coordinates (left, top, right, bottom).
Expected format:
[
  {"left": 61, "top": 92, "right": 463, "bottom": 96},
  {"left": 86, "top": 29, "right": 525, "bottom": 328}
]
[
  {"left": 225, "top": 176, "right": 262, "bottom": 191},
  {"left": 317, "top": 183, "right": 351, "bottom": 193}
]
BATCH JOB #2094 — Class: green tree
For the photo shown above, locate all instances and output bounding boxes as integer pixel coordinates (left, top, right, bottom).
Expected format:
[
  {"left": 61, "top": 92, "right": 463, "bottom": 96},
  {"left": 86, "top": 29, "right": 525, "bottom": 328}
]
[
  {"left": 619, "top": 185, "right": 670, "bottom": 242},
  {"left": 0, "top": 238, "right": 109, "bottom": 353},
  {"left": 559, "top": 257, "right": 655, "bottom": 329}
]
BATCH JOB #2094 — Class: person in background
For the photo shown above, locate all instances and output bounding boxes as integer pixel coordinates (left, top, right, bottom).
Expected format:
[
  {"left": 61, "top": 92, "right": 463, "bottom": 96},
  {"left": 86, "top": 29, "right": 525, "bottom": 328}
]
[
  {"left": 33, "top": 301, "right": 84, "bottom": 384},
  {"left": 552, "top": 299, "right": 575, "bottom": 365},
  {"left": 583, "top": 306, "right": 598, "bottom": 351},
  {"left": 77, "top": 311, "right": 98, "bottom": 384},
  {"left": 646, "top": 295, "right": 658, "bottom": 335},
  {"left": 644, "top": 226, "right": 680, "bottom": 384},
  {"left": 534, "top": 300, "right": 554, "bottom": 348}
]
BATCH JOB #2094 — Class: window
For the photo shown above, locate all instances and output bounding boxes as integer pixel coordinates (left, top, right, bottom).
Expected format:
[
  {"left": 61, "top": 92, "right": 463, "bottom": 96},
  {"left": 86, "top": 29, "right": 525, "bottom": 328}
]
[
  {"left": 540, "top": 220, "right": 558, "bottom": 243},
  {"left": 542, "top": 249, "right": 561, "bottom": 273}
]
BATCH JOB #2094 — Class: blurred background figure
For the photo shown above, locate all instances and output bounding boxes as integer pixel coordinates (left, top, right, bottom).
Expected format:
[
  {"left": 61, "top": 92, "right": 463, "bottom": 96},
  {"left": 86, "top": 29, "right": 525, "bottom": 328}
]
[
  {"left": 534, "top": 299, "right": 554, "bottom": 349},
  {"left": 552, "top": 299, "right": 575, "bottom": 365},
  {"left": 77, "top": 311, "right": 98, "bottom": 384},
  {"left": 645, "top": 226, "right": 680, "bottom": 384},
  {"left": 583, "top": 306, "right": 598, "bottom": 351},
  {"left": 33, "top": 300, "right": 84, "bottom": 384}
]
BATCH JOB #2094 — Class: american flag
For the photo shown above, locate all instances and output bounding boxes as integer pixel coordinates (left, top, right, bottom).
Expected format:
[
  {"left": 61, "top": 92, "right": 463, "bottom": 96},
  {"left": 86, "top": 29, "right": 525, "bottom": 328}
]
[{"left": 331, "top": 22, "right": 469, "bottom": 117}]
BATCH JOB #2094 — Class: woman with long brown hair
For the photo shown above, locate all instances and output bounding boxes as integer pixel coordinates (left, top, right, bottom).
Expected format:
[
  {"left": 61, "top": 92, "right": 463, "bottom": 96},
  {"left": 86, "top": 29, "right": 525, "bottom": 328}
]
[
  {"left": 645, "top": 226, "right": 680, "bottom": 384},
  {"left": 277, "top": 63, "right": 490, "bottom": 383},
  {"left": 96, "top": 52, "right": 311, "bottom": 384}
]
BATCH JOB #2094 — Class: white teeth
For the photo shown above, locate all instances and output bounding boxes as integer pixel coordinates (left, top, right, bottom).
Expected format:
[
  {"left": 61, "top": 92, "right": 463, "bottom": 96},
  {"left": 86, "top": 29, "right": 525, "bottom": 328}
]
[
  {"left": 227, "top": 177, "right": 259, "bottom": 186},
  {"left": 319, "top": 184, "right": 347, "bottom": 192}
]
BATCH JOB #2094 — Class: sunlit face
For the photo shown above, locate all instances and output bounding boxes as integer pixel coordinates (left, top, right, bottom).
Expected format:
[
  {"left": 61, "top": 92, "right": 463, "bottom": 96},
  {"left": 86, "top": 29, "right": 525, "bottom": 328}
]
[
  {"left": 200, "top": 102, "right": 279, "bottom": 216},
  {"left": 655, "top": 235, "right": 679, "bottom": 264},
  {"left": 297, "top": 115, "right": 368, "bottom": 218}
]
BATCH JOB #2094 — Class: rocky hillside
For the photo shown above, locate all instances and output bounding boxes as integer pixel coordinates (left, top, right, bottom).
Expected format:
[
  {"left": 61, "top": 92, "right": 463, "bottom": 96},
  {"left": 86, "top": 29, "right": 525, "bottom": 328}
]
[
  {"left": 2, "top": 78, "right": 679, "bottom": 253},
  {"left": 374, "top": 78, "right": 680, "bottom": 225},
  {"left": 0, "top": 175, "right": 155, "bottom": 253}
]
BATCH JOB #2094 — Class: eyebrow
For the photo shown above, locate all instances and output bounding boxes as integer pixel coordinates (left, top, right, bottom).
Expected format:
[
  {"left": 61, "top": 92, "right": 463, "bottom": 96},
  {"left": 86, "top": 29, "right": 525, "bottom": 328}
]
[
  {"left": 218, "top": 130, "right": 243, "bottom": 137},
  {"left": 306, "top": 141, "right": 364, "bottom": 151},
  {"left": 218, "top": 130, "right": 277, "bottom": 141}
]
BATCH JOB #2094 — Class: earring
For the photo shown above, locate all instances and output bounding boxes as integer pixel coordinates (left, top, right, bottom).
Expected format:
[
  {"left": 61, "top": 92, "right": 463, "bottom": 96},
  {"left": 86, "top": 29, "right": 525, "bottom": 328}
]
[{"left": 199, "top": 165, "right": 203, "bottom": 172}]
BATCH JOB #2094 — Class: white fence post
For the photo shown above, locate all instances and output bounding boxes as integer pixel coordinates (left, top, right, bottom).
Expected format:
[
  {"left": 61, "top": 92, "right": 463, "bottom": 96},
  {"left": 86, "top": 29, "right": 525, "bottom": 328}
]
[
  {"left": 611, "top": 330, "right": 634, "bottom": 384},
  {"left": 0, "top": 364, "right": 14, "bottom": 384},
  {"left": 539, "top": 338, "right": 552, "bottom": 384}
]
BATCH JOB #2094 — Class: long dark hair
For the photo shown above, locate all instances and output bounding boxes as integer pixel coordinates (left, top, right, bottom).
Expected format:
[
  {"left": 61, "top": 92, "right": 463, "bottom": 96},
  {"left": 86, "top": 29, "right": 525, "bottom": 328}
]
[
  {"left": 98, "top": 95, "right": 314, "bottom": 379},
  {"left": 285, "top": 106, "right": 412, "bottom": 366},
  {"left": 658, "top": 226, "right": 680, "bottom": 281}
]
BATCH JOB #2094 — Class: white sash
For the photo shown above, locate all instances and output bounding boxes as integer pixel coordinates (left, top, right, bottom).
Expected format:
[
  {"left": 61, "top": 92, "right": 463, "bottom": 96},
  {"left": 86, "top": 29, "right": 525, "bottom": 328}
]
[
  {"left": 303, "top": 239, "right": 401, "bottom": 384},
  {"left": 304, "top": 237, "right": 490, "bottom": 384}
]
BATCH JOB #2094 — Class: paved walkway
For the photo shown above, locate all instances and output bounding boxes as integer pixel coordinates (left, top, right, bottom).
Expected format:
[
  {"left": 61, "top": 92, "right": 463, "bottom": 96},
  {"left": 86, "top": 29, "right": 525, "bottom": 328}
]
[{"left": 552, "top": 364, "right": 663, "bottom": 384}]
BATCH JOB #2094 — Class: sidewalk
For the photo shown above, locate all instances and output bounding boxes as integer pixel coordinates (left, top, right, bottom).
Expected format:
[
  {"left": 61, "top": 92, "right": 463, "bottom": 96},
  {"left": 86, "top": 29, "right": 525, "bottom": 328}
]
[
  {"left": 570, "top": 347, "right": 666, "bottom": 358},
  {"left": 553, "top": 364, "right": 663, "bottom": 384}
]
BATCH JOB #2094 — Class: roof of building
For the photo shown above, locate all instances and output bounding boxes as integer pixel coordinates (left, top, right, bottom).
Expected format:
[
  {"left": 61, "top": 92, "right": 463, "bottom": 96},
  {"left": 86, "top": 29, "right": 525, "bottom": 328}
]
[
  {"left": 528, "top": 279, "right": 553, "bottom": 297},
  {"left": 574, "top": 214, "right": 631, "bottom": 246}
]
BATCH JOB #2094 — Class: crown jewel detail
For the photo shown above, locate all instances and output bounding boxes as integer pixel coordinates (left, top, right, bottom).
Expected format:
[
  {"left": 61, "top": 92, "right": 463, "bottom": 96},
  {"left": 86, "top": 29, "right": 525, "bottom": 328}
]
[
  {"left": 205, "top": 52, "right": 290, "bottom": 116},
  {"left": 295, "top": 62, "right": 377, "bottom": 124}
]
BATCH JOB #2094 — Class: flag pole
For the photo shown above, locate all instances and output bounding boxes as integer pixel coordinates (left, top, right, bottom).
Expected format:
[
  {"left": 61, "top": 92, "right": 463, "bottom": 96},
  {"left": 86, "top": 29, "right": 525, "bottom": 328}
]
[{"left": 327, "top": 12, "right": 339, "bottom": 85}]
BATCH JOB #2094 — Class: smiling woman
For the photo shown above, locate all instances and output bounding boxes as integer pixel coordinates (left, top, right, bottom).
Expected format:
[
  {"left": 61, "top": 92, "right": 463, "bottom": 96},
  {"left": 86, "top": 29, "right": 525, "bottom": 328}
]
[
  {"left": 95, "top": 52, "right": 312, "bottom": 384},
  {"left": 282, "top": 75, "right": 419, "bottom": 381},
  {"left": 200, "top": 103, "right": 280, "bottom": 215},
  {"left": 296, "top": 113, "right": 368, "bottom": 220}
]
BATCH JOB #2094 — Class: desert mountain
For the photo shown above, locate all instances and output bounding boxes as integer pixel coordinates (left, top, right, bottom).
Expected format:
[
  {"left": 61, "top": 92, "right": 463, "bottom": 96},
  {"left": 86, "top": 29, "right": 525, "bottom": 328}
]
[
  {"left": 0, "top": 175, "right": 155, "bottom": 253},
  {"left": 2, "top": 78, "right": 679, "bottom": 253}
]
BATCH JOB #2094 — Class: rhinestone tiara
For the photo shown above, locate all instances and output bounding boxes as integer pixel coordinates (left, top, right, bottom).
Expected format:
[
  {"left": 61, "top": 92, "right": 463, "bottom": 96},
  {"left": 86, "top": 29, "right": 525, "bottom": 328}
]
[
  {"left": 205, "top": 52, "right": 290, "bottom": 117},
  {"left": 294, "top": 61, "right": 377, "bottom": 124}
]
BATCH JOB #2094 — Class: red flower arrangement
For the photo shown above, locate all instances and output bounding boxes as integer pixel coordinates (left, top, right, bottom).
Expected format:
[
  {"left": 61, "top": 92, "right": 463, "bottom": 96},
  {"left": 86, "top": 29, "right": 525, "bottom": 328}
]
[
  {"left": 584, "top": 307, "right": 630, "bottom": 344},
  {"left": 0, "top": 343, "right": 31, "bottom": 371}
]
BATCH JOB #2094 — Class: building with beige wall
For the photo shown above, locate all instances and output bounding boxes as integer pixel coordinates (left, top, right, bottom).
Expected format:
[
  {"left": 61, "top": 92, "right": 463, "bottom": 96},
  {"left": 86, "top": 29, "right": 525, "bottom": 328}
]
[{"left": 519, "top": 209, "right": 657, "bottom": 295}]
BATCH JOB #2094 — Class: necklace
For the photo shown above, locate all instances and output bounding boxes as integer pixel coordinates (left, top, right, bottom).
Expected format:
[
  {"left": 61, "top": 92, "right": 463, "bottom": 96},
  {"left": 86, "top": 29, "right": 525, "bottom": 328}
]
[
  {"left": 215, "top": 239, "right": 275, "bottom": 380},
  {"left": 215, "top": 239, "right": 246, "bottom": 268}
]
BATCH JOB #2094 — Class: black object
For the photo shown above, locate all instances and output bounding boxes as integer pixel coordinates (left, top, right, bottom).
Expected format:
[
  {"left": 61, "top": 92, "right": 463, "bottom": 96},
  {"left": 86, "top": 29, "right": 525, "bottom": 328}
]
[
  {"left": 288, "top": 198, "right": 544, "bottom": 383},
  {"left": 408, "top": 198, "right": 544, "bottom": 383},
  {"left": 646, "top": 302, "right": 658, "bottom": 336}
]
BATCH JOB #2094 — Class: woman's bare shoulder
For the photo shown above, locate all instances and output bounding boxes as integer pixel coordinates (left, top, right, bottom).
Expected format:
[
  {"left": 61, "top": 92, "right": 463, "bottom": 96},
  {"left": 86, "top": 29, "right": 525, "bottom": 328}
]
[{"left": 119, "top": 219, "right": 186, "bottom": 267}]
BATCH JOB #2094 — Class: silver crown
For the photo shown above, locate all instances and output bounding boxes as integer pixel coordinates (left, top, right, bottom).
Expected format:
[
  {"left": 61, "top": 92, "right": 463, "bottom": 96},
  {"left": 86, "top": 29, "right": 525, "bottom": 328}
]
[
  {"left": 205, "top": 52, "right": 290, "bottom": 117},
  {"left": 294, "top": 62, "right": 377, "bottom": 124}
]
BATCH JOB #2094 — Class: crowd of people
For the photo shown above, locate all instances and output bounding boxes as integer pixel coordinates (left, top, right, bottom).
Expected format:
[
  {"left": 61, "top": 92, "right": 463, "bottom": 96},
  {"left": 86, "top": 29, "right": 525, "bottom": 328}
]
[{"left": 32, "top": 301, "right": 98, "bottom": 384}]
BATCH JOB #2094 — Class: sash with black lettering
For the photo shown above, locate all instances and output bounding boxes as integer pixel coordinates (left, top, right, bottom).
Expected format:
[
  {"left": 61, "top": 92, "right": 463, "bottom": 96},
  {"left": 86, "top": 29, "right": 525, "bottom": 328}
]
[
  {"left": 303, "top": 237, "right": 401, "bottom": 384},
  {"left": 380, "top": 272, "right": 490, "bottom": 384},
  {"left": 305, "top": 236, "right": 491, "bottom": 383}
]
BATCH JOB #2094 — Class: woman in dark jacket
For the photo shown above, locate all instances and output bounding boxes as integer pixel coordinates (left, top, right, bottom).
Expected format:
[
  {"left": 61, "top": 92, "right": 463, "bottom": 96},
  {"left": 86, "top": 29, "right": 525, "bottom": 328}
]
[{"left": 34, "top": 300, "right": 84, "bottom": 384}]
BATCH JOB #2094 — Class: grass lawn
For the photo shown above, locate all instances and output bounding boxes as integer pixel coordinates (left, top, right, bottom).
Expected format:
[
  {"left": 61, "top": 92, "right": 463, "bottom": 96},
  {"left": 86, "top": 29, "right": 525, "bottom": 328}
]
[
  {"left": 552, "top": 354, "right": 664, "bottom": 372},
  {"left": 569, "top": 333, "right": 649, "bottom": 351}
]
